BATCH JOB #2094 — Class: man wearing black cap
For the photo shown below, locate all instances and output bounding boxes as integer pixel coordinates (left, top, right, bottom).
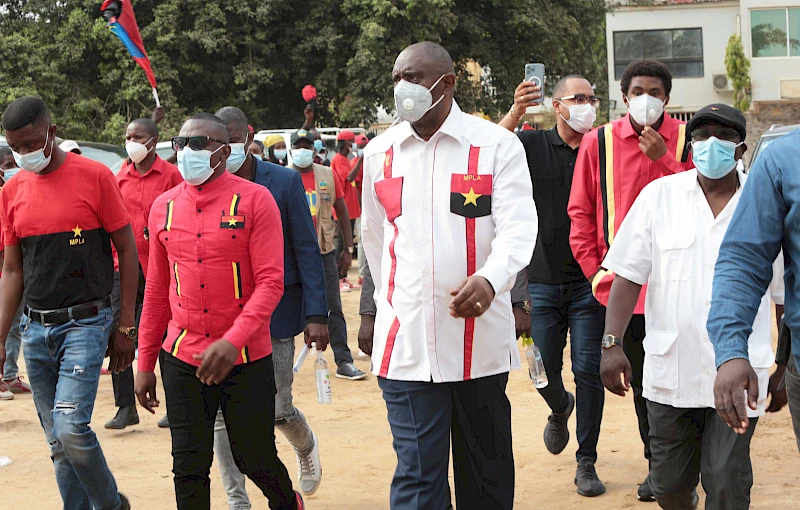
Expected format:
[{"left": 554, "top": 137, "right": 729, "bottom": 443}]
[
  {"left": 600, "top": 104, "right": 784, "bottom": 509},
  {"left": 290, "top": 129, "right": 366, "bottom": 380}
]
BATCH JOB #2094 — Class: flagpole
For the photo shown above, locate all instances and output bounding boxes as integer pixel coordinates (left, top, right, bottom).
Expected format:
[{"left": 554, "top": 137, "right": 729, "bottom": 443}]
[{"left": 152, "top": 87, "right": 160, "bottom": 108}]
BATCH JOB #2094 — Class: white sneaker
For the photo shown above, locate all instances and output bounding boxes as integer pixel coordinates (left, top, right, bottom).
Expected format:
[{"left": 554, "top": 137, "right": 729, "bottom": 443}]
[
  {"left": 295, "top": 432, "right": 322, "bottom": 496},
  {"left": 0, "top": 456, "right": 11, "bottom": 468},
  {"left": 357, "top": 350, "right": 370, "bottom": 360},
  {"left": 0, "top": 386, "right": 13, "bottom": 400}
]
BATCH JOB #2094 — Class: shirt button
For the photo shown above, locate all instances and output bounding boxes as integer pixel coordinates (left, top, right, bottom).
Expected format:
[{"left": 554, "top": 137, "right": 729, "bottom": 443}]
[
  {"left": 204, "top": 309, "right": 208, "bottom": 313},
  {"left": 704, "top": 369, "right": 710, "bottom": 376},
  {"left": 239, "top": 304, "right": 243, "bottom": 309},
  {"left": 198, "top": 187, "right": 203, "bottom": 191},
  {"left": 704, "top": 300, "right": 710, "bottom": 306},
  {"left": 200, "top": 284, "right": 205, "bottom": 288},
  {"left": 205, "top": 334, "right": 210, "bottom": 338},
  {"left": 232, "top": 235, "right": 236, "bottom": 239},
  {"left": 423, "top": 205, "right": 431, "bottom": 212},
  {"left": 197, "top": 234, "right": 201, "bottom": 238},
  {"left": 198, "top": 209, "right": 202, "bottom": 213},
  {"left": 423, "top": 268, "right": 431, "bottom": 274},
  {"left": 198, "top": 259, "right": 203, "bottom": 263},
  {"left": 423, "top": 236, "right": 430, "bottom": 242}
]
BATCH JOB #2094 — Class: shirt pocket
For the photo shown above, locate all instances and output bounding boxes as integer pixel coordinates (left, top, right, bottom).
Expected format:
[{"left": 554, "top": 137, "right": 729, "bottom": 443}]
[
  {"left": 449, "top": 174, "right": 492, "bottom": 219},
  {"left": 375, "top": 177, "right": 404, "bottom": 222},
  {"left": 656, "top": 232, "right": 694, "bottom": 281},
  {"left": 643, "top": 330, "right": 679, "bottom": 392}
]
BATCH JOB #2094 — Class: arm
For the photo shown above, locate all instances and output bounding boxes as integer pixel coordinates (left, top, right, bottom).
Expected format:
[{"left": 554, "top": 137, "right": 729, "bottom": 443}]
[
  {"left": 302, "top": 105, "right": 314, "bottom": 130},
  {"left": 334, "top": 197, "right": 353, "bottom": 269},
  {"left": 137, "top": 207, "right": 172, "bottom": 373},
  {"left": 358, "top": 259, "right": 377, "bottom": 355},
  {"left": 361, "top": 154, "right": 385, "bottom": 304},
  {"left": 497, "top": 81, "right": 542, "bottom": 132},
  {"left": 286, "top": 172, "right": 328, "bottom": 320},
  {"left": 0, "top": 244, "right": 23, "bottom": 376},
  {"left": 568, "top": 131, "right": 601, "bottom": 280},
  {"left": 223, "top": 191, "right": 285, "bottom": 349},
  {"left": 347, "top": 157, "right": 363, "bottom": 182},
  {"left": 108, "top": 225, "right": 138, "bottom": 373}
]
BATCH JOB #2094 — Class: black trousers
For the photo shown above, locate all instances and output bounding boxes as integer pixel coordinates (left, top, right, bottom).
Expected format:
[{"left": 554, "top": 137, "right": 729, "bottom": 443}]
[
  {"left": 624, "top": 314, "right": 651, "bottom": 462},
  {"left": 379, "top": 373, "right": 514, "bottom": 510},
  {"left": 647, "top": 400, "right": 757, "bottom": 510},
  {"left": 161, "top": 353, "right": 295, "bottom": 510}
]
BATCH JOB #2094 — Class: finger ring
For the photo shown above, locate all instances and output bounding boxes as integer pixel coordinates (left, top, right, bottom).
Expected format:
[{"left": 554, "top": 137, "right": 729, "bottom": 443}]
[{"left": 476, "top": 301, "right": 482, "bottom": 309}]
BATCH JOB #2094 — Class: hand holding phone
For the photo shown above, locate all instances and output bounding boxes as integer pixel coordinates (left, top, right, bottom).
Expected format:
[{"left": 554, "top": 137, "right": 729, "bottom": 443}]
[{"left": 524, "top": 63, "right": 545, "bottom": 105}]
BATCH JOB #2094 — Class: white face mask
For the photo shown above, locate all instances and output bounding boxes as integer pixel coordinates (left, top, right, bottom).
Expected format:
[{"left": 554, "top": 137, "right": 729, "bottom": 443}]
[
  {"left": 226, "top": 142, "right": 250, "bottom": 173},
  {"left": 394, "top": 74, "right": 446, "bottom": 123},
  {"left": 13, "top": 129, "right": 53, "bottom": 174},
  {"left": 126, "top": 137, "right": 153, "bottom": 164},
  {"left": 177, "top": 145, "right": 224, "bottom": 186},
  {"left": 558, "top": 103, "right": 596, "bottom": 134},
  {"left": 626, "top": 94, "right": 664, "bottom": 126}
]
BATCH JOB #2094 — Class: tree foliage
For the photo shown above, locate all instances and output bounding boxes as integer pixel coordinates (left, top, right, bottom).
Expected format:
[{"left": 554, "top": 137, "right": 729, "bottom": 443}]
[
  {"left": 725, "top": 34, "right": 751, "bottom": 112},
  {"left": 0, "top": 0, "right": 608, "bottom": 143}
]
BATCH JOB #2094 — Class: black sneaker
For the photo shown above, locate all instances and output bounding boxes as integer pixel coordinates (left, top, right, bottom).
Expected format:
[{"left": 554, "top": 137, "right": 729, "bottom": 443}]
[
  {"left": 638, "top": 474, "right": 656, "bottom": 502},
  {"left": 157, "top": 414, "right": 170, "bottom": 429},
  {"left": 574, "top": 458, "right": 606, "bottom": 497},
  {"left": 543, "top": 392, "right": 574, "bottom": 455},
  {"left": 104, "top": 406, "right": 140, "bottom": 430},
  {"left": 336, "top": 362, "right": 368, "bottom": 380},
  {"left": 119, "top": 493, "right": 131, "bottom": 510}
]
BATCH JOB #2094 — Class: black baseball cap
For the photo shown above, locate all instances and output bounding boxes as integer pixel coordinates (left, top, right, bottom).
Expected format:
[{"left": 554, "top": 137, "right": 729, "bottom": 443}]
[
  {"left": 686, "top": 104, "right": 747, "bottom": 143},
  {"left": 291, "top": 128, "right": 315, "bottom": 146}
]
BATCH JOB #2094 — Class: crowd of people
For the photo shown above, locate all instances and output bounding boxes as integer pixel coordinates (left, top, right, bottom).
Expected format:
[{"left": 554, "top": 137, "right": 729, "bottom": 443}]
[{"left": 0, "top": 40, "right": 798, "bottom": 510}]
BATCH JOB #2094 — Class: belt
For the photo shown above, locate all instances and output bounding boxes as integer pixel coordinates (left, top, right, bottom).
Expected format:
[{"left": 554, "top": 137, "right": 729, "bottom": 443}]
[{"left": 25, "top": 297, "right": 111, "bottom": 326}]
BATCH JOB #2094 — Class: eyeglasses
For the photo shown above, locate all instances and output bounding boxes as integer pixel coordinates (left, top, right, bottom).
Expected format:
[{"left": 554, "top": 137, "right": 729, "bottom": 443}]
[
  {"left": 556, "top": 94, "right": 602, "bottom": 107},
  {"left": 690, "top": 126, "right": 741, "bottom": 143},
  {"left": 171, "top": 136, "right": 228, "bottom": 152}
]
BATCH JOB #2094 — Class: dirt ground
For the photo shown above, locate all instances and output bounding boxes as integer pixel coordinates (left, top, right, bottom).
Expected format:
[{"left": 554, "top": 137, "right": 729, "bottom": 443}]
[{"left": 3, "top": 271, "right": 800, "bottom": 509}]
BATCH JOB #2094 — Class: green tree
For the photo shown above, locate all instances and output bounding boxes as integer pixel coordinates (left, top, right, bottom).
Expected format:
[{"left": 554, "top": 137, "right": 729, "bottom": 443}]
[
  {"left": 0, "top": 0, "right": 609, "bottom": 141},
  {"left": 725, "top": 34, "right": 751, "bottom": 112}
]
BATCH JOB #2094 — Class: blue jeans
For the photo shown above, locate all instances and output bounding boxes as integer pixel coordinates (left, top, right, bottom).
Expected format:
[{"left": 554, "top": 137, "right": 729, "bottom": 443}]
[
  {"left": 21, "top": 307, "right": 122, "bottom": 510},
  {"left": 528, "top": 280, "right": 605, "bottom": 462},
  {"left": 2, "top": 302, "right": 24, "bottom": 381}
]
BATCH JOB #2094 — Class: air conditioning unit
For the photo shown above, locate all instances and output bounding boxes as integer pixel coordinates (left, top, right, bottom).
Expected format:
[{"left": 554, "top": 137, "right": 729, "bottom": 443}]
[{"left": 713, "top": 74, "right": 734, "bottom": 92}]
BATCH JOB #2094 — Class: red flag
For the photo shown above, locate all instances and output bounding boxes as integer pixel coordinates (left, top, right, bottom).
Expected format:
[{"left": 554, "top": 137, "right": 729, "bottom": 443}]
[
  {"left": 101, "top": 0, "right": 157, "bottom": 90},
  {"left": 302, "top": 85, "right": 318, "bottom": 103}
]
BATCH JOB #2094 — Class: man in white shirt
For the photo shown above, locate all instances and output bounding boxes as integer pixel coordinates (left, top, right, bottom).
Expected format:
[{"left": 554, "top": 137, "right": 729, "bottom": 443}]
[
  {"left": 360, "top": 42, "right": 536, "bottom": 509},
  {"left": 599, "top": 104, "right": 783, "bottom": 509}
]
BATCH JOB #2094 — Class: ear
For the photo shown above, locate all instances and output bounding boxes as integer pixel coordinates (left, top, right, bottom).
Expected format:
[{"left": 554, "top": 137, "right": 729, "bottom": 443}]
[
  {"left": 247, "top": 131, "right": 254, "bottom": 146},
  {"left": 736, "top": 143, "right": 748, "bottom": 159},
  {"left": 622, "top": 95, "right": 629, "bottom": 107},
  {"left": 442, "top": 73, "right": 456, "bottom": 95},
  {"left": 220, "top": 145, "right": 232, "bottom": 161},
  {"left": 663, "top": 95, "right": 670, "bottom": 107}
]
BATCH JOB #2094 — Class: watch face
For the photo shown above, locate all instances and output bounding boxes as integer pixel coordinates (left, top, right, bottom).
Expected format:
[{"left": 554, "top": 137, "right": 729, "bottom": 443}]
[
  {"left": 602, "top": 335, "right": 614, "bottom": 348},
  {"left": 127, "top": 328, "right": 138, "bottom": 340}
]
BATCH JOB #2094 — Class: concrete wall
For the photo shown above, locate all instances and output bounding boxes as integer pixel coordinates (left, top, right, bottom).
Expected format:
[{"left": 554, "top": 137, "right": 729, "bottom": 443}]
[
  {"left": 740, "top": 0, "right": 800, "bottom": 102},
  {"left": 744, "top": 99, "right": 800, "bottom": 164},
  {"left": 606, "top": 1, "right": 740, "bottom": 119}
]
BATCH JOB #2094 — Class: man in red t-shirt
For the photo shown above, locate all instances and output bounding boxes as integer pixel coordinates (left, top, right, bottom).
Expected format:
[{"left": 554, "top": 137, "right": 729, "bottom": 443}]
[
  {"left": 0, "top": 96, "right": 137, "bottom": 510},
  {"left": 104, "top": 117, "right": 183, "bottom": 431},
  {"left": 331, "top": 130, "right": 361, "bottom": 290}
]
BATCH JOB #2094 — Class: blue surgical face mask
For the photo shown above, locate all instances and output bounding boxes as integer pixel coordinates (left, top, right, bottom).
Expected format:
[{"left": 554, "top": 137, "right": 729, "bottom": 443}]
[
  {"left": 13, "top": 129, "right": 53, "bottom": 173},
  {"left": 226, "top": 142, "right": 250, "bottom": 173},
  {"left": 273, "top": 149, "right": 287, "bottom": 161},
  {"left": 692, "top": 137, "right": 743, "bottom": 180},
  {"left": 177, "top": 145, "right": 224, "bottom": 186},
  {"left": 3, "top": 167, "right": 20, "bottom": 181},
  {"left": 356, "top": 148, "right": 364, "bottom": 157},
  {"left": 291, "top": 148, "right": 315, "bottom": 168},
  {"left": 314, "top": 140, "right": 324, "bottom": 152}
]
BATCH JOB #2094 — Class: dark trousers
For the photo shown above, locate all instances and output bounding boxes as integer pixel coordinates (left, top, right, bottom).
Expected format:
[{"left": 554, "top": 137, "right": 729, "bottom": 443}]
[
  {"left": 110, "top": 271, "right": 143, "bottom": 408},
  {"left": 161, "top": 353, "right": 295, "bottom": 510},
  {"left": 647, "top": 400, "right": 757, "bottom": 510},
  {"left": 625, "top": 314, "right": 651, "bottom": 462},
  {"left": 528, "top": 280, "right": 605, "bottom": 461},
  {"left": 321, "top": 251, "right": 353, "bottom": 366},
  {"left": 379, "top": 374, "right": 514, "bottom": 510}
]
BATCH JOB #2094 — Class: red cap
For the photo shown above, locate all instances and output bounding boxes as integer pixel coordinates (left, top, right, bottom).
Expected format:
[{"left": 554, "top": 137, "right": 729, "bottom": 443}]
[
  {"left": 521, "top": 122, "right": 534, "bottom": 131},
  {"left": 354, "top": 134, "right": 369, "bottom": 145},
  {"left": 337, "top": 130, "right": 355, "bottom": 142},
  {"left": 302, "top": 85, "right": 318, "bottom": 103}
]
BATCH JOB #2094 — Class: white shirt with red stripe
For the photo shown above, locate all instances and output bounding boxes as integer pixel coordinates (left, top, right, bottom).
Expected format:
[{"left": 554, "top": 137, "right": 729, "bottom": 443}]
[{"left": 361, "top": 101, "right": 537, "bottom": 383}]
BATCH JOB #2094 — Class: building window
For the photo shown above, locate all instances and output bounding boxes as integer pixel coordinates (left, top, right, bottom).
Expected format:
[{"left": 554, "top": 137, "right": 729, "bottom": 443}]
[
  {"left": 751, "top": 8, "right": 800, "bottom": 58},
  {"left": 613, "top": 28, "right": 704, "bottom": 80}
]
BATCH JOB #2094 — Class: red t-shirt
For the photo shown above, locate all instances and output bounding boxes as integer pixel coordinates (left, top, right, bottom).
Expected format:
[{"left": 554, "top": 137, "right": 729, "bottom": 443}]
[
  {"left": 331, "top": 152, "right": 361, "bottom": 219},
  {"left": 301, "top": 168, "right": 345, "bottom": 226},
  {"left": 0, "top": 153, "right": 131, "bottom": 309}
]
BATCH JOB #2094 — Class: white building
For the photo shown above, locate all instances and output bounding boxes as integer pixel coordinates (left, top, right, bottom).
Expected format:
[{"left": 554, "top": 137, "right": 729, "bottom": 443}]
[{"left": 606, "top": 0, "right": 800, "bottom": 120}]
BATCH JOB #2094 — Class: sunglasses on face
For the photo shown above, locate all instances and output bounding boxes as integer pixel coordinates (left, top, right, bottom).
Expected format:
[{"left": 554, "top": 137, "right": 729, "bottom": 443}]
[
  {"left": 556, "top": 94, "right": 602, "bottom": 107},
  {"left": 690, "top": 127, "right": 740, "bottom": 143},
  {"left": 171, "top": 136, "right": 227, "bottom": 152}
]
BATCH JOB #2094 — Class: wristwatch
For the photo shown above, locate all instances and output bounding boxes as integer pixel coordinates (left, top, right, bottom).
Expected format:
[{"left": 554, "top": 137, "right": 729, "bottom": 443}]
[
  {"left": 602, "top": 334, "right": 622, "bottom": 349},
  {"left": 118, "top": 325, "right": 138, "bottom": 341},
  {"left": 512, "top": 300, "right": 532, "bottom": 314},
  {"left": 347, "top": 246, "right": 354, "bottom": 254}
]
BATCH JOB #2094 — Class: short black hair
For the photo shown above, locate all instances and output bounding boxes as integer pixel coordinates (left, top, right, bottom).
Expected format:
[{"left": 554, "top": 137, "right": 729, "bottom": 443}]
[
  {"left": 2, "top": 96, "right": 52, "bottom": 131},
  {"left": 215, "top": 106, "right": 249, "bottom": 137},
  {"left": 366, "top": 132, "right": 376, "bottom": 140},
  {"left": 130, "top": 118, "right": 159, "bottom": 138},
  {"left": 620, "top": 59, "right": 672, "bottom": 97},
  {"left": 187, "top": 112, "right": 229, "bottom": 142},
  {"left": 0, "top": 147, "right": 12, "bottom": 159},
  {"left": 553, "top": 74, "right": 589, "bottom": 100},
  {"left": 252, "top": 140, "right": 264, "bottom": 150}
]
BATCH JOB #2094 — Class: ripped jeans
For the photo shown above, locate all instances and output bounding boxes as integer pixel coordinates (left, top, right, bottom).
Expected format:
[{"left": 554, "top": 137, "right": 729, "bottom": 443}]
[{"left": 21, "top": 307, "right": 122, "bottom": 510}]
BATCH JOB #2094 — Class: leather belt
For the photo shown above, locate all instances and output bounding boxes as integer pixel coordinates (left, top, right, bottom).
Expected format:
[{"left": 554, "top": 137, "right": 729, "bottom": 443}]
[{"left": 25, "top": 296, "right": 111, "bottom": 326}]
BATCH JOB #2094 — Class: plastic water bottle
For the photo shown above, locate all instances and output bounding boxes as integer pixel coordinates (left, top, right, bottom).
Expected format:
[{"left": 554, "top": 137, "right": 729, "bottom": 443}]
[
  {"left": 313, "top": 342, "right": 333, "bottom": 404},
  {"left": 522, "top": 334, "right": 548, "bottom": 389}
]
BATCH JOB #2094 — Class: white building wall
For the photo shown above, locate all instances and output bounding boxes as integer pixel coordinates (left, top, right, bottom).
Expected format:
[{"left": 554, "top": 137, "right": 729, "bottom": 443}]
[
  {"left": 740, "top": 0, "right": 800, "bottom": 102},
  {"left": 606, "top": 1, "right": 740, "bottom": 119}
]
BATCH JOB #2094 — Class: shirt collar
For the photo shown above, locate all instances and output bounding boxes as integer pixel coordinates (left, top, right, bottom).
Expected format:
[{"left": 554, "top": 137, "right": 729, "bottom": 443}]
[
  {"left": 187, "top": 167, "right": 232, "bottom": 195},
  {"left": 123, "top": 154, "right": 166, "bottom": 177},
  {"left": 397, "top": 100, "right": 464, "bottom": 144},
  {"left": 547, "top": 126, "right": 568, "bottom": 147},
  {"left": 620, "top": 112, "right": 677, "bottom": 140}
]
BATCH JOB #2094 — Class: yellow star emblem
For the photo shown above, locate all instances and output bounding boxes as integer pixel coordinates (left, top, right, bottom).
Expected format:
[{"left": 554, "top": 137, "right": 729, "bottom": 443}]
[
  {"left": 228, "top": 218, "right": 238, "bottom": 227},
  {"left": 461, "top": 187, "right": 482, "bottom": 207},
  {"left": 72, "top": 225, "right": 83, "bottom": 238}
]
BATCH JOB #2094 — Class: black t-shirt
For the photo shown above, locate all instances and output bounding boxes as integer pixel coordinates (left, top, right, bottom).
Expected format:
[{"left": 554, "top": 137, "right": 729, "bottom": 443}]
[{"left": 517, "top": 128, "right": 586, "bottom": 285}]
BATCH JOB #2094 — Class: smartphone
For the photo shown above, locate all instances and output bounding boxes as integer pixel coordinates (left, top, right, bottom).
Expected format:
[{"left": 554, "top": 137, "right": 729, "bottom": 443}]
[{"left": 524, "top": 63, "right": 545, "bottom": 105}]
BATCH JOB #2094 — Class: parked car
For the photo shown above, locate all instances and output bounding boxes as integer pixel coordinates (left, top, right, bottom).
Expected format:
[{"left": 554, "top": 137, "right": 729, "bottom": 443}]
[
  {"left": 750, "top": 124, "right": 800, "bottom": 167},
  {"left": 156, "top": 140, "right": 175, "bottom": 161}
]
